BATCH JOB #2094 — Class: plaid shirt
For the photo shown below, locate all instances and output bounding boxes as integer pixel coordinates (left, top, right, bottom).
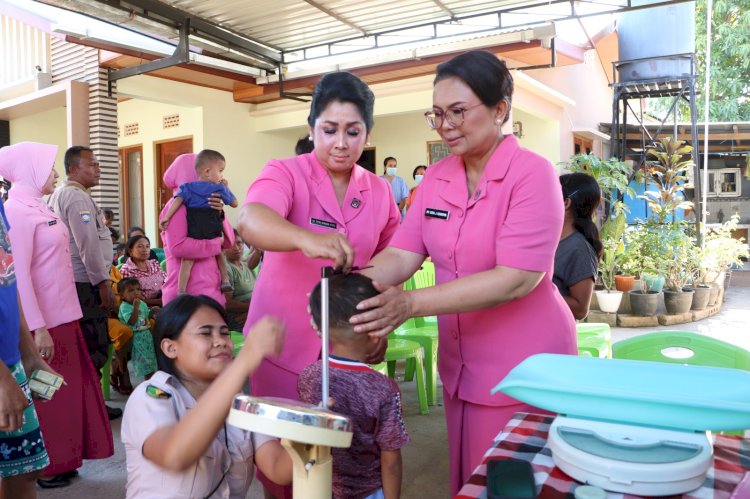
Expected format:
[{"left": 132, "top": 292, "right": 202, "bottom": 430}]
[{"left": 120, "top": 258, "right": 166, "bottom": 300}]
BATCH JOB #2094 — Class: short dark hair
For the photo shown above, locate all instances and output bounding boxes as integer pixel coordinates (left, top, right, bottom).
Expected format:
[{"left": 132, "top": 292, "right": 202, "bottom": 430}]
[
  {"left": 103, "top": 209, "right": 114, "bottom": 219},
  {"left": 295, "top": 136, "right": 314, "bottom": 155},
  {"left": 108, "top": 225, "right": 120, "bottom": 241},
  {"left": 127, "top": 226, "right": 145, "bottom": 239},
  {"left": 309, "top": 273, "right": 378, "bottom": 342},
  {"left": 308, "top": 72, "right": 375, "bottom": 132},
  {"left": 125, "top": 235, "right": 150, "bottom": 257},
  {"left": 152, "top": 294, "right": 229, "bottom": 377},
  {"left": 435, "top": 51, "right": 514, "bottom": 125},
  {"left": 383, "top": 156, "right": 397, "bottom": 167},
  {"left": 195, "top": 149, "right": 225, "bottom": 172},
  {"left": 117, "top": 277, "right": 140, "bottom": 295},
  {"left": 412, "top": 165, "right": 427, "bottom": 179},
  {"left": 63, "top": 146, "right": 93, "bottom": 175}
]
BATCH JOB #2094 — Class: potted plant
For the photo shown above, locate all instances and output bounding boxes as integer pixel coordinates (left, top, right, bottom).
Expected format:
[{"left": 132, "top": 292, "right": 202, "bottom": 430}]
[
  {"left": 595, "top": 212, "right": 626, "bottom": 313},
  {"left": 684, "top": 245, "right": 712, "bottom": 310},
  {"left": 702, "top": 214, "right": 749, "bottom": 291},
  {"left": 662, "top": 226, "right": 696, "bottom": 315},
  {"left": 639, "top": 138, "right": 695, "bottom": 224}
]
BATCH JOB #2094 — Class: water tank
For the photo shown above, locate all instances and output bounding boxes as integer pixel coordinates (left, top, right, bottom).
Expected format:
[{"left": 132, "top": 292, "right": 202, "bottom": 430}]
[{"left": 617, "top": 0, "right": 695, "bottom": 82}]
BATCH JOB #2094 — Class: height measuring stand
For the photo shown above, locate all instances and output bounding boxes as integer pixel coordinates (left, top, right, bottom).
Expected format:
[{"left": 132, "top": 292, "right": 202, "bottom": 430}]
[{"left": 227, "top": 266, "right": 351, "bottom": 498}]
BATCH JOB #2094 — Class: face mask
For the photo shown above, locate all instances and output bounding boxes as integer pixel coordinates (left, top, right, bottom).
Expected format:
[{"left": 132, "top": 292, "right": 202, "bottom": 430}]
[
  {"left": 414, "top": 175, "right": 424, "bottom": 185},
  {"left": 386, "top": 167, "right": 397, "bottom": 176}
]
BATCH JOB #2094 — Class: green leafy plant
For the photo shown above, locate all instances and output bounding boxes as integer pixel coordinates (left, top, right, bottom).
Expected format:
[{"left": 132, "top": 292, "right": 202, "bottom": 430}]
[
  {"left": 639, "top": 138, "right": 695, "bottom": 223},
  {"left": 623, "top": 221, "right": 669, "bottom": 289},
  {"left": 662, "top": 224, "right": 698, "bottom": 292},
  {"left": 559, "top": 154, "right": 640, "bottom": 217},
  {"left": 599, "top": 212, "right": 627, "bottom": 291},
  {"left": 701, "top": 214, "right": 750, "bottom": 275}
]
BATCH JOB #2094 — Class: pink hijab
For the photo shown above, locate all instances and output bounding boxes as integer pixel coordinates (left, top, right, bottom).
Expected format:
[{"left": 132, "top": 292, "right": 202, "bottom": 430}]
[
  {"left": 162, "top": 153, "right": 197, "bottom": 195},
  {"left": 0, "top": 141, "right": 58, "bottom": 208}
]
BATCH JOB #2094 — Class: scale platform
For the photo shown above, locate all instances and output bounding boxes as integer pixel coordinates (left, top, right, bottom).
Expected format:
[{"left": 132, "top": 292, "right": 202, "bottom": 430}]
[
  {"left": 228, "top": 395, "right": 353, "bottom": 448},
  {"left": 494, "top": 354, "right": 750, "bottom": 496}
]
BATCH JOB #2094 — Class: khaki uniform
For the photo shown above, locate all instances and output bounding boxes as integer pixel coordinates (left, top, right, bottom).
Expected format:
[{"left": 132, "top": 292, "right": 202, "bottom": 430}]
[
  {"left": 49, "top": 180, "right": 113, "bottom": 369},
  {"left": 122, "top": 371, "right": 272, "bottom": 498}
]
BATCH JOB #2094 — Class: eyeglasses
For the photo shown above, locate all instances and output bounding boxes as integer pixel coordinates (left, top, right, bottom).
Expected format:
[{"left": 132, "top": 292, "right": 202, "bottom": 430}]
[{"left": 424, "top": 103, "right": 485, "bottom": 129}]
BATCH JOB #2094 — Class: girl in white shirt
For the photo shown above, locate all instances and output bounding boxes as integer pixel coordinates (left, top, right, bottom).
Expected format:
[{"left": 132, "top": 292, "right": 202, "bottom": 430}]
[{"left": 122, "top": 294, "right": 292, "bottom": 498}]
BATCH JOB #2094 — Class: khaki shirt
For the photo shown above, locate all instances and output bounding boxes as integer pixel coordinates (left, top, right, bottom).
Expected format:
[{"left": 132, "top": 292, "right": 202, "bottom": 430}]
[
  {"left": 121, "top": 371, "right": 272, "bottom": 498},
  {"left": 48, "top": 181, "right": 112, "bottom": 285}
]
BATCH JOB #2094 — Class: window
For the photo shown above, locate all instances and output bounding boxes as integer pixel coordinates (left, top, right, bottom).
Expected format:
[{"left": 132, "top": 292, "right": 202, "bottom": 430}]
[
  {"left": 573, "top": 136, "right": 593, "bottom": 155},
  {"left": 707, "top": 168, "right": 741, "bottom": 197}
]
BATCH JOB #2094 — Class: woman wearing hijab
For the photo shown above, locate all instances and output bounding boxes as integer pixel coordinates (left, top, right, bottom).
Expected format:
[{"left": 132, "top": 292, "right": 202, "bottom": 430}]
[
  {"left": 159, "top": 153, "right": 234, "bottom": 305},
  {"left": 0, "top": 142, "right": 113, "bottom": 489}
]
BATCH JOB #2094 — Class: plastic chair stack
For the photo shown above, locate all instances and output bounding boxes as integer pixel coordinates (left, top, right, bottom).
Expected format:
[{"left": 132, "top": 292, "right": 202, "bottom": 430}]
[
  {"left": 576, "top": 322, "right": 612, "bottom": 358},
  {"left": 392, "top": 261, "right": 439, "bottom": 406}
]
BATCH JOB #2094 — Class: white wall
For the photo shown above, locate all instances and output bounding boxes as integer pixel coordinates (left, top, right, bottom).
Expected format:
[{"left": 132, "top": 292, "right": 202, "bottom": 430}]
[{"left": 9, "top": 106, "right": 67, "bottom": 175}]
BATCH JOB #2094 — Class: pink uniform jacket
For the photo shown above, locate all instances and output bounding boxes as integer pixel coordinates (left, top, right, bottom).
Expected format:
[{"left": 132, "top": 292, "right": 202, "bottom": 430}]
[
  {"left": 160, "top": 154, "right": 234, "bottom": 306},
  {"left": 243, "top": 152, "right": 400, "bottom": 374},
  {"left": 0, "top": 142, "right": 83, "bottom": 331},
  {"left": 391, "top": 135, "right": 577, "bottom": 406}
]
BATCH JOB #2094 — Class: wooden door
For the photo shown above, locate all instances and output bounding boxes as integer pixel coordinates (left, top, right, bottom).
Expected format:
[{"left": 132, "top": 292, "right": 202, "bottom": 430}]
[
  {"left": 155, "top": 138, "right": 193, "bottom": 246},
  {"left": 119, "top": 145, "right": 144, "bottom": 235}
]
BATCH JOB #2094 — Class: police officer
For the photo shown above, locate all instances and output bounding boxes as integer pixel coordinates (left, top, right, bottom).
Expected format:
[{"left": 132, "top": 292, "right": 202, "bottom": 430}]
[{"left": 49, "top": 146, "right": 120, "bottom": 419}]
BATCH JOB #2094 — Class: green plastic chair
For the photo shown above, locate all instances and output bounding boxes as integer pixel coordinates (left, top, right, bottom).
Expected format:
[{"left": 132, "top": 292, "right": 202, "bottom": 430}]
[
  {"left": 577, "top": 323, "right": 612, "bottom": 358},
  {"left": 230, "top": 331, "right": 244, "bottom": 358},
  {"left": 160, "top": 259, "right": 167, "bottom": 273},
  {"left": 100, "top": 344, "right": 114, "bottom": 401},
  {"left": 381, "top": 338, "right": 429, "bottom": 415},
  {"left": 396, "top": 316, "right": 439, "bottom": 406}
]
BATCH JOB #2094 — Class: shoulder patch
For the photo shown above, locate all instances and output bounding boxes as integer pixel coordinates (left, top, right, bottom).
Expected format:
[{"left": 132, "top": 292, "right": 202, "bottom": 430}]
[
  {"left": 79, "top": 211, "right": 92, "bottom": 224},
  {"left": 146, "top": 385, "right": 172, "bottom": 399}
]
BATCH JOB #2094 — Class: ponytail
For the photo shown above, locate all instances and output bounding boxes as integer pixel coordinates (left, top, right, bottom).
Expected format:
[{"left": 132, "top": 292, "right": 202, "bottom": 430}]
[{"left": 560, "top": 173, "right": 603, "bottom": 260}]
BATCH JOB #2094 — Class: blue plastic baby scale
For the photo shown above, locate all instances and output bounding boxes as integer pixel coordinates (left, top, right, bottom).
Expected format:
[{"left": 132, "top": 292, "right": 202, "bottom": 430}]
[{"left": 493, "top": 354, "right": 750, "bottom": 496}]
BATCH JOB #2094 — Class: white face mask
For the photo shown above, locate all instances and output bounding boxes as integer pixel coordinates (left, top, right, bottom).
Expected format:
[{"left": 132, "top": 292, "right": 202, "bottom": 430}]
[
  {"left": 386, "top": 167, "right": 397, "bottom": 176},
  {"left": 414, "top": 174, "right": 424, "bottom": 185}
]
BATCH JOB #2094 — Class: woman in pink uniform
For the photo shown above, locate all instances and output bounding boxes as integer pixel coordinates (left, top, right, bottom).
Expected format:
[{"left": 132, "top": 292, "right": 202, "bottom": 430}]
[
  {"left": 238, "top": 72, "right": 400, "bottom": 496},
  {"left": 351, "top": 51, "right": 577, "bottom": 494},
  {"left": 160, "top": 153, "right": 234, "bottom": 306},
  {"left": 0, "top": 142, "right": 113, "bottom": 488}
]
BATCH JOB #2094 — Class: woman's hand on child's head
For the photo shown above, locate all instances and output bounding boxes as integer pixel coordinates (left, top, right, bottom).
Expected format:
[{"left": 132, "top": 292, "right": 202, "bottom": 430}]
[{"left": 243, "top": 316, "right": 285, "bottom": 363}]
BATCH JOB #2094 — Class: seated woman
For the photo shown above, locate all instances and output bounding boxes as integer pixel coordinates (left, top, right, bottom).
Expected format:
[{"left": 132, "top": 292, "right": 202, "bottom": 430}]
[
  {"left": 223, "top": 229, "right": 261, "bottom": 331},
  {"left": 121, "top": 294, "right": 292, "bottom": 498},
  {"left": 120, "top": 235, "right": 167, "bottom": 308},
  {"left": 127, "top": 226, "right": 159, "bottom": 261}
]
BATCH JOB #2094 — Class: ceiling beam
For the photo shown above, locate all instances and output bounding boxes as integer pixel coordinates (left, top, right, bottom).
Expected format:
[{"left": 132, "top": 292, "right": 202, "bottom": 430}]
[{"left": 302, "top": 0, "right": 368, "bottom": 36}]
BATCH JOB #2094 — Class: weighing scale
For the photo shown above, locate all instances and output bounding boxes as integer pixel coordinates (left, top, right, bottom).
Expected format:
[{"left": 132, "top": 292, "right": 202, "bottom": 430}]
[
  {"left": 493, "top": 354, "right": 750, "bottom": 496},
  {"left": 227, "top": 267, "right": 353, "bottom": 499}
]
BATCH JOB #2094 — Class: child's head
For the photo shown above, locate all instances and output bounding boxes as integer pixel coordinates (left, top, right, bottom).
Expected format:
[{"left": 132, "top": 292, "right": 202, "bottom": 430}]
[
  {"left": 560, "top": 172, "right": 603, "bottom": 258},
  {"left": 103, "top": 208, "right": 114, "bottom": 226},
  {"left": 309, "top": 273, "right": 379, "bottom": 348},
  {"left": 195, "top": 149, "right": 226, "bottom": 184},
  {"left": 152, "top": 294, "right": 232, "bottom": 380},
  {"left": 117, "top": 278, "right": 142, "bottom": 303}
]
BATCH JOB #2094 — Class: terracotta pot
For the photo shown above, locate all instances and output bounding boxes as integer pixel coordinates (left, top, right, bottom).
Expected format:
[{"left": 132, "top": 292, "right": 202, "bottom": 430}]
[
  {"left": 663, "top": 289, "right": 694, "bottom": 315},
  {"left": 595, "top": 290, "right": 623, "bottom": 313},
  {"left": 629, "top": 290, "right": 660, "bottom": 316},
  {"left": 614, "top": 274, "right": 635, "bottom": 292}
]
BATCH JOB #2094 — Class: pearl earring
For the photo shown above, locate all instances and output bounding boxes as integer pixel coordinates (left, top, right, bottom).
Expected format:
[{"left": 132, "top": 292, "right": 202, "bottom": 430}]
[{"left": 495, "top": 118, "right": 502, "bottom": 125}]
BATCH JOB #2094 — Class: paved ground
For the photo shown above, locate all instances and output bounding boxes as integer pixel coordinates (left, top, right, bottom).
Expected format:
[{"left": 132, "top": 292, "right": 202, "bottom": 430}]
[{"left": 38, "top": 277, "right": 750, "bottom": 499}]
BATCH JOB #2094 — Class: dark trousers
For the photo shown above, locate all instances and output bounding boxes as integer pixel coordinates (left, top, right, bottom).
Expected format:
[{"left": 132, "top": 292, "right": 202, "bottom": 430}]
[
  {"left": 75, "top": 282, "right": 110, "bottom": 372},
  {"left": 186, "top": 207, "right": 224, "bottom": 239}
]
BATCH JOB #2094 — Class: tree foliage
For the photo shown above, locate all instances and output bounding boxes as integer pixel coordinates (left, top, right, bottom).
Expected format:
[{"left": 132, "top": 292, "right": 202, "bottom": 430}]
[{"left": 646, "top": 0, "right": 750, "bottom": 122}]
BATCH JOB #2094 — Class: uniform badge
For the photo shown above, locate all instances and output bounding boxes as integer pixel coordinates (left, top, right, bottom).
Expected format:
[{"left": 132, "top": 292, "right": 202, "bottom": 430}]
[
  {"left": 80, "top": 211, "right": 91, "bottom": 224},
  {"left": 146, "top": 385, "right": 172, "bottom": 399},
  {"left": 351, "top": 198, "right": 361, "bottom": 209}
]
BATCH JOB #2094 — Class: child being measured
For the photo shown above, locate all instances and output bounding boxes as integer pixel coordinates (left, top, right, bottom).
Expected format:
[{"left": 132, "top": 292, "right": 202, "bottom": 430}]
[
  {"left": 118, "top": 278, "right": 158, "bottom": 380},
  {"left": 122, "top": 294, "right": 292, "bottom": 498},
  {"left": 159, "top": 149, "right": 239, "bottom": 293},
  {"left": 298, "top": 273, "right": 409, "bottom": 499}
]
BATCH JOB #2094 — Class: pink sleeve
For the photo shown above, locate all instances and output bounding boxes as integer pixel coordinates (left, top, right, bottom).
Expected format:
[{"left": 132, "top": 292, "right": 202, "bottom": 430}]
[
  {"left": 495, "top": 158, "right": 564, "bottom": 272},
  {"left": 243, "top": 159, "right": 295, "bottom": 218},
  {"left": 7, "top": 215, "right": 45, "bottom": 331},
  {"left": 162, "top": 201, "right": 222, "bottom": 260},
  {"left": 389, "top": 176, "right": 428, "bottom": 255}
]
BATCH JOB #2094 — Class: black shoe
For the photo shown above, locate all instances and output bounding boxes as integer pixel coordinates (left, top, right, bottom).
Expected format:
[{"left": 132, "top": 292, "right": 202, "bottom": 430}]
[
  {"left": 37, "top": 475, "right": 71, "bottom": 489},
  {"left": 59, "top": 470, "right": 79, "bottom": 480},
  {"left": 106, "top": 405, "right": 123, "bottom": 420}
]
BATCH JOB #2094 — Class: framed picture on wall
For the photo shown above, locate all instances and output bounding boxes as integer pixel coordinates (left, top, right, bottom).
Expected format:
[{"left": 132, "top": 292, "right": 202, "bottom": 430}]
[{"left": 427, "top": 140, "right": 451, "bottom": 165}]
